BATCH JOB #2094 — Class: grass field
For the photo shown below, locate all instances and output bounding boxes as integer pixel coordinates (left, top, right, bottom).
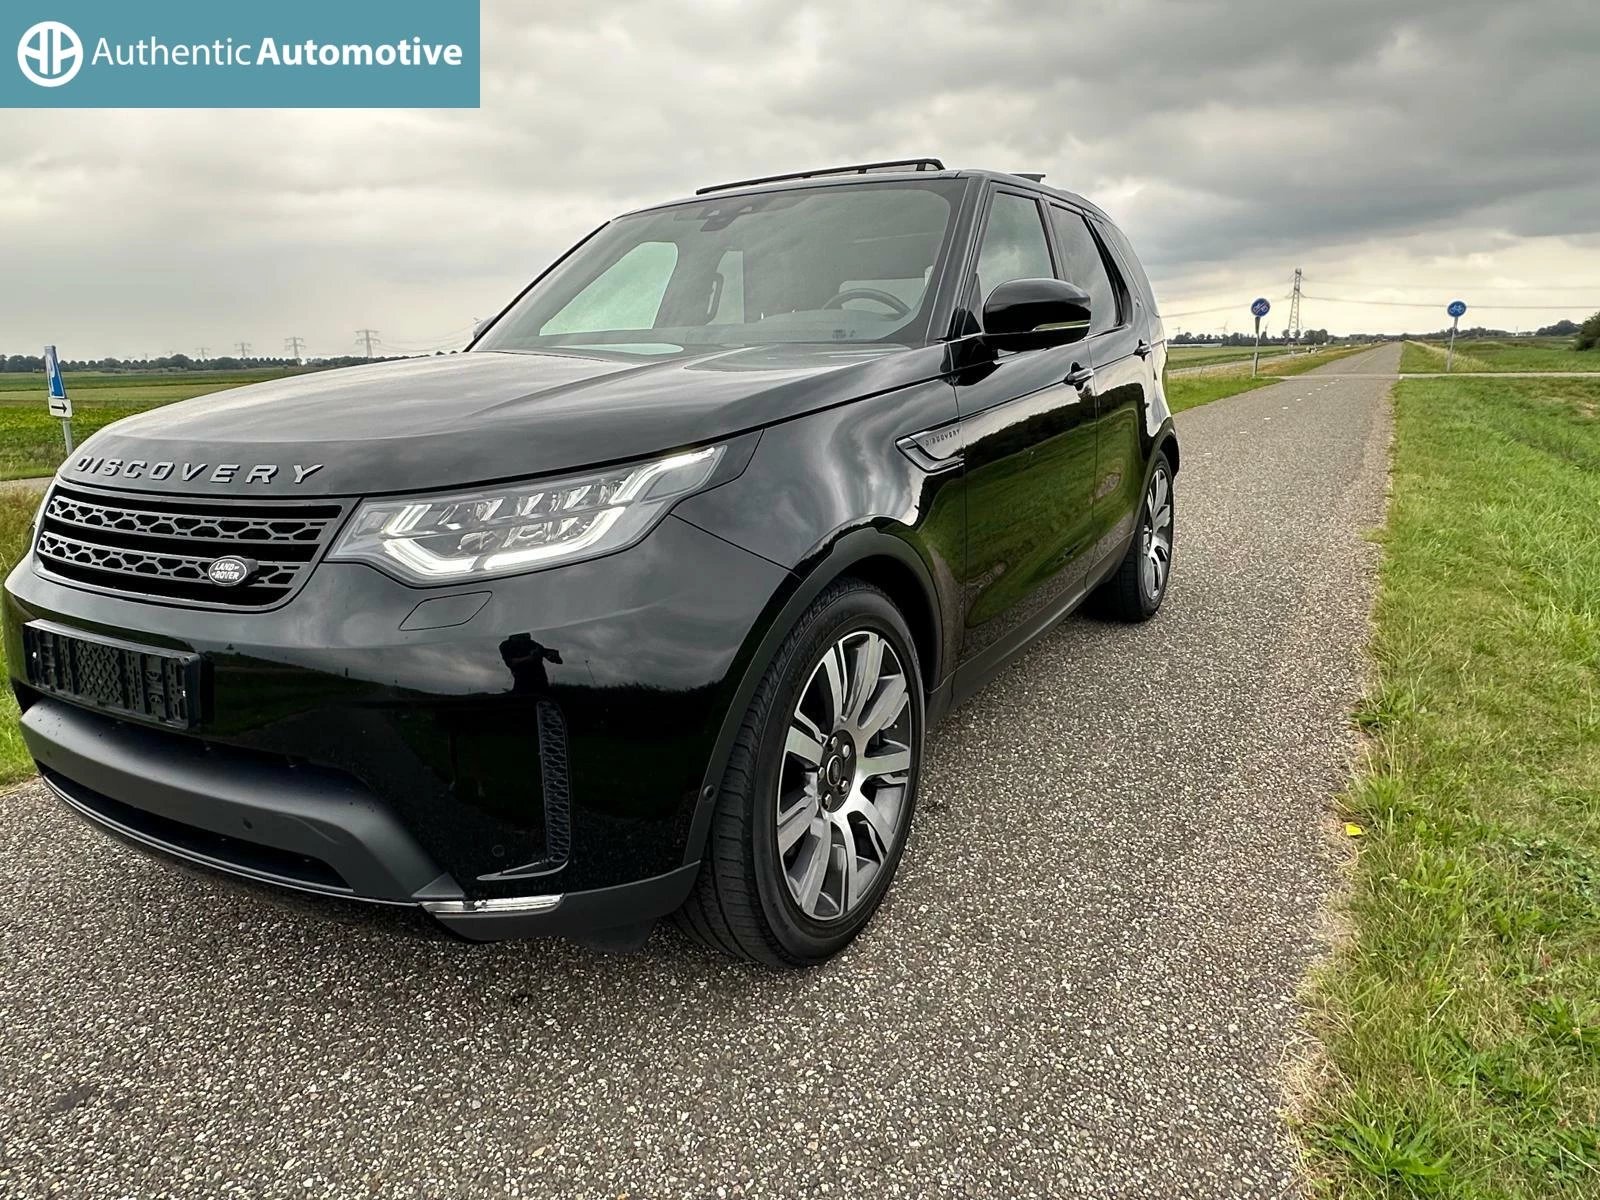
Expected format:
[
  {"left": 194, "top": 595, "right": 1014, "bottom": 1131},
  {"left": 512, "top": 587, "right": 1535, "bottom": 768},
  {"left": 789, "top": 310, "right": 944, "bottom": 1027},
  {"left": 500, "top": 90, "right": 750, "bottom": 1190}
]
[
  {"left": 1167, "top": 344, "right": 1369, "bottom": 412},
  {"left": 1401, "top": 339, "right": 1600, "bottom": 374},
  {"left": 0, "top": 491, "right": 41, "bottom": 785},
  {"left": 1306, "top": 375, "right": 1600, "bottom": 1197},
  {"left": 0, "top": 369, "right": 295, "bottom": 480},
  {"left": 1168, "top": 344, "right": 1295, "bottom": 368}
]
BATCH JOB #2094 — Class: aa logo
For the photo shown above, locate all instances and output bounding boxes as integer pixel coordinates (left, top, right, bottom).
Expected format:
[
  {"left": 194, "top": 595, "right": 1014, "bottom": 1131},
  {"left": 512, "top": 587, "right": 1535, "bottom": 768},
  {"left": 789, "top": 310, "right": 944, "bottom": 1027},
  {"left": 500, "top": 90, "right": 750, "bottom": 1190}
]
[{"left": 17, "top": 21, "right": 83, "bottom": 87}]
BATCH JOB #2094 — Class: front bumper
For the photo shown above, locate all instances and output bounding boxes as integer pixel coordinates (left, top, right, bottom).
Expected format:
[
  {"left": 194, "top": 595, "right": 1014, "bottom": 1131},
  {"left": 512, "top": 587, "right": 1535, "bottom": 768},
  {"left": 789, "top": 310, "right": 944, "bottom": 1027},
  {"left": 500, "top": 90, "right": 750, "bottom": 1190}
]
[{"left": 5, "top": 513, "right": 789, "bottom": 939}]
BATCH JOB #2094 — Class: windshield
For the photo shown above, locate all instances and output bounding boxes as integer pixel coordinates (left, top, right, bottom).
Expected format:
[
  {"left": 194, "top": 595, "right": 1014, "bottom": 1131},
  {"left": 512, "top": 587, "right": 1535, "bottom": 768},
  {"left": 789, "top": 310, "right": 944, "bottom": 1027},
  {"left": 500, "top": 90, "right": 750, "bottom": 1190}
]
[{"left": 476, "top": 179, "right": 965, "bottom": 356}]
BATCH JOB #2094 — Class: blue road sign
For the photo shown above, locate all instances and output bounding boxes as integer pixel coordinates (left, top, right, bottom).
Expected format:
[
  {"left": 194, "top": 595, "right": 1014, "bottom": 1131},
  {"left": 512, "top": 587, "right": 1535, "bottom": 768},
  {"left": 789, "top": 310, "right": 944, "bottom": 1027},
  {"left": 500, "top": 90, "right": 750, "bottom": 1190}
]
[
  {"left": 44, "top": 345, "right": 72, "bottom": 419},
  {"left": 1447, "top": 300, "right": 1467, "bottom": 319},
  {"left": 44, "top": 345, "right": 66, "bottom": 400},
  {"left": 1251, "top": 297, "right": 1271, "bottom": 318}
]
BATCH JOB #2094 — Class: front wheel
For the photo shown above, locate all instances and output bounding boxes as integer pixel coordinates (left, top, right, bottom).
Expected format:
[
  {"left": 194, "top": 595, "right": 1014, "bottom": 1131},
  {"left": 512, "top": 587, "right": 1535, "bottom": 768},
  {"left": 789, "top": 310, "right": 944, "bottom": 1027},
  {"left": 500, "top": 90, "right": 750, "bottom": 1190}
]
[
  {"left": 1093, "top": 451, "right": 1174, "bottom": 622},
  {"left": 676, "top": 579, "right": 924, "bottom": 967}
]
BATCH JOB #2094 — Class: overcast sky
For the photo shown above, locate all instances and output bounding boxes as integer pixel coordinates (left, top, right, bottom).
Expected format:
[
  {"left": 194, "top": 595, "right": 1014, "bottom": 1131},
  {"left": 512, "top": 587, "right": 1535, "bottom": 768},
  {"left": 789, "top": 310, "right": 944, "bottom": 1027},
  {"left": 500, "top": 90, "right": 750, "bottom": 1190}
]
[{"left": 4, "top": 0, "right": 1599, "bottom": 359}]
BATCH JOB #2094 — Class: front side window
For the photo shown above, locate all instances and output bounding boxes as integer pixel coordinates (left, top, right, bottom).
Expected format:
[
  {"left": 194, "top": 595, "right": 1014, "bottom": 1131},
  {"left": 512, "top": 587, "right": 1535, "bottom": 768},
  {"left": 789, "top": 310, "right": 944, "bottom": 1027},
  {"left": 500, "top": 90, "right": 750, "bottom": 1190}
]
[
  {"left": 973, "top": 192, "right": 1054, "bottom": 305},
  {"left": 477, "top": 180, "right": 964, "bottom": 356}
]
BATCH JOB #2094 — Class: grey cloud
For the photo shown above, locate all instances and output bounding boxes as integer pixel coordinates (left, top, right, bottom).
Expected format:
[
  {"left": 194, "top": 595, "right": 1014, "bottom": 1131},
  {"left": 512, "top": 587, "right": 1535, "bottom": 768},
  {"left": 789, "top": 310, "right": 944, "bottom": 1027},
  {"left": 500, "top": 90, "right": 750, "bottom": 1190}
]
[{"left": 2, "top": 0, "right": 1597, "bottom": 355}]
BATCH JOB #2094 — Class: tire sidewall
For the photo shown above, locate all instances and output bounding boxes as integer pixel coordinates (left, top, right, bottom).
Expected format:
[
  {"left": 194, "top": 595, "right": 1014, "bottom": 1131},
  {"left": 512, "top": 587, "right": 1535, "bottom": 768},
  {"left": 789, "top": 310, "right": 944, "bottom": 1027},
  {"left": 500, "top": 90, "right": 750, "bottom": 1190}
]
[{"left": 747, "top": 586, "right": 924, "bottom": 962}]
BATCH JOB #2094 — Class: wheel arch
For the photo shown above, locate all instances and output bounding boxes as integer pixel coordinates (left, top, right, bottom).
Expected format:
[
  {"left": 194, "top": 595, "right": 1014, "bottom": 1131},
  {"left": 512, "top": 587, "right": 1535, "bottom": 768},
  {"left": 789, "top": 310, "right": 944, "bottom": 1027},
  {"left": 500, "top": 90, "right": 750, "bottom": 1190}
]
[
  {"left": 681, "top": 527, "right": 944, "bottom": 868},
  {"left": 1154, "top": 420, "right": 1180, "bottom": 476}
]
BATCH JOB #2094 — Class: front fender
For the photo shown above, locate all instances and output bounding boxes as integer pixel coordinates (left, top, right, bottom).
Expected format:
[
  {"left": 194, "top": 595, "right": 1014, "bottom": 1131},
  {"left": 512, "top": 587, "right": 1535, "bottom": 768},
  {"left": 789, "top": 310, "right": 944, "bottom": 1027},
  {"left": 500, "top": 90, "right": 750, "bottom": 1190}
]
[{"left": 670, "top": 382, "right": 965, "bottom": 867}]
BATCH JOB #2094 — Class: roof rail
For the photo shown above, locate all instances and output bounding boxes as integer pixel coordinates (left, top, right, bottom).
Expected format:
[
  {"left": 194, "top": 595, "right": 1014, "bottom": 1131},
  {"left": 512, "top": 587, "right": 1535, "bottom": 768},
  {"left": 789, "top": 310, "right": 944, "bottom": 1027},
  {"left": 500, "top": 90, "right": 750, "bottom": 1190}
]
[{"left": 695, "top": 158, "right": 947, "bottom": 196}]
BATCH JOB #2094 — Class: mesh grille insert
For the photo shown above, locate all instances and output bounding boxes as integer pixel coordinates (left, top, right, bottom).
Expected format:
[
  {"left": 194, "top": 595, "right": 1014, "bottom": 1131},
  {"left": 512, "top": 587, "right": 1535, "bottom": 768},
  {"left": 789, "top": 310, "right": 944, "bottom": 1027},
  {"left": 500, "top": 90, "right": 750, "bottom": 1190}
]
[{"left": 35, "top": 483, "right": 347, "bottom": 609}]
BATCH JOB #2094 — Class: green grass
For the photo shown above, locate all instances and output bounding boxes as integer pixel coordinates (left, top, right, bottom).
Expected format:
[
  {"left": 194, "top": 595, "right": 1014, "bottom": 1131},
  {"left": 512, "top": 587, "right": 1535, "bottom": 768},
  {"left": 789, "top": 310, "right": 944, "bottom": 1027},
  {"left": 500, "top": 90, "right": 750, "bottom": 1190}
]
[
  {"left": 1168, "top": 372, "right": 1277, "bottom": 412},
  {"left": 0, "top": 368, "right": 306, "bottom": 393},
  {"left": 0, "top": 369, "right": 291, "bottom": 480},
  {"left": 1401, "top": 340, "right": 1600, "bottom": 374},
  {"left": 1305, "top": 375, "right": 1600, "bottom": 1198},
  {"left": 0, "top": 492, "right": 43, "bottom": 785},
  {"left": 1169, "top": 344, "right": 1293, "bottom": 367},
  {"left": 1166, "top": 344, "right": 1371, "bottom": 413}
]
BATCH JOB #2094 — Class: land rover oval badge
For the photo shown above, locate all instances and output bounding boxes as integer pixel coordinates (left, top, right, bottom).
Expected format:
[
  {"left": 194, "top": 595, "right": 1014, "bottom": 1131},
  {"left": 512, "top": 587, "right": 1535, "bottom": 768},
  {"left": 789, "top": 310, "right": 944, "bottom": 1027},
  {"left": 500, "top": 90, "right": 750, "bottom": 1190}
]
[{"left": 207, "top": 556, "right": 255, "bottom": 587}]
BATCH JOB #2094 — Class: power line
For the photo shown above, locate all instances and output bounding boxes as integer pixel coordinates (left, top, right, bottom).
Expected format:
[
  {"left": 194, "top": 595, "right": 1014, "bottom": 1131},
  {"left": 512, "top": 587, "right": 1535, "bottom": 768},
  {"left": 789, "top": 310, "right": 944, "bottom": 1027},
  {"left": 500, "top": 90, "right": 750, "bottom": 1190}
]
[
  {"left": 1287, "top": 268, "right": 1304, "bottom": 340},
  {"left": 1163, "top": 304, "right": 1239, "bottom": 319},
  {"left": 285, "top": 335, "right": 306, "bottom": 359},
  {"left": 195, "top": 346, "right": 209, "bottom": 360},
  {"left": 236, "top": 341, "right": 252, "bottom": 358},
  {"left": 1302, "top": 294, "right": 1597, "bottom": 311},
  {"left": 355, "top": 329, "right": 380, "bottom": 358},
  {"left": 1309, "top": 279, "right": 1600, "bottom": 292}
]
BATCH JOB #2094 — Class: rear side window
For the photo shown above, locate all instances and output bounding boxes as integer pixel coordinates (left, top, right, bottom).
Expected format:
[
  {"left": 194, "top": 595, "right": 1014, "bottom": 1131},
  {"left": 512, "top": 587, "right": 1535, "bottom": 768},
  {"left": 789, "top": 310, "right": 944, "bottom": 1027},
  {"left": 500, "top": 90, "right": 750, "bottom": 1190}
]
[
  {"left": 974, "top": 192, "right": 1054, "bottom": 305},
  {"left": 1095, "top": 219, "right": 1157, "bottom": 315},
  {"left": 1048, "top": 207, "right": 1119, "bottom": 334}
]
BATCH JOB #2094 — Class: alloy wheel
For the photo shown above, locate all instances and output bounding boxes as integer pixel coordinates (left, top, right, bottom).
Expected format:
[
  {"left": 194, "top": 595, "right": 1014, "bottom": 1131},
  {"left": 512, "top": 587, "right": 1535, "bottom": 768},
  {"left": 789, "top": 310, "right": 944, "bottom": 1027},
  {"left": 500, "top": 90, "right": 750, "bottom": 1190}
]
[
  {"left": 1141, "top": 466, "right": 1173, "bottom": 602},
  {"left": 775, "top": 629, "right": 915, "bottom": 922}
]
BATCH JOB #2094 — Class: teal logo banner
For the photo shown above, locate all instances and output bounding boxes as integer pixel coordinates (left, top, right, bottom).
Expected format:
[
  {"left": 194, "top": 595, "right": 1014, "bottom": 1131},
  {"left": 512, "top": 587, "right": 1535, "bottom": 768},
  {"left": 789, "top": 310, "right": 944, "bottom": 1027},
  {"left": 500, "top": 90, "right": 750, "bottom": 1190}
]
[{"left": 4, "top": 1, "right": 479, "bottom": 108}]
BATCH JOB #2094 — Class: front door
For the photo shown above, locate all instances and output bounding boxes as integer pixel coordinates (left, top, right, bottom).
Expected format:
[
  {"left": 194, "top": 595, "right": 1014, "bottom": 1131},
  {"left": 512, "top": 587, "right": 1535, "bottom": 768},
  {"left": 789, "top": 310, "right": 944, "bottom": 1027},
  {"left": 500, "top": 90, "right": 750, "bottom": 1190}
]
[
  {"left": 1047, "top": 204, "right": 1150, "bottom": 566},
  {"left": 953, "top": 188, "right": 1099, "bottom": 672}
]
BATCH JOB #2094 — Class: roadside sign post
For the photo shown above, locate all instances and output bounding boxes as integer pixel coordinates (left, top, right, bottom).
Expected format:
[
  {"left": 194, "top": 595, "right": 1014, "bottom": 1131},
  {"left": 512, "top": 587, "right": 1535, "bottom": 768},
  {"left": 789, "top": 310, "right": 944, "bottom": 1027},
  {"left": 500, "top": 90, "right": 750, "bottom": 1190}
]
[
  {"left": 1250, "top": 298, "right": 1271, "bottom": 376},
  {"left": 44, "top": 345, "right": 74, "bottom": 455},
  {"left": 1445, "top": 300, "right": 1467, "bottom": 373}
]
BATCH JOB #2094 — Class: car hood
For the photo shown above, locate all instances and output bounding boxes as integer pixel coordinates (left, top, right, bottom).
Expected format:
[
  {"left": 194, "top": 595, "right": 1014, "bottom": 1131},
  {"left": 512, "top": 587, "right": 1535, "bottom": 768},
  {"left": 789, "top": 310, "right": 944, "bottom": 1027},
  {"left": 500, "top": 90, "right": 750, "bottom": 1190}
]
[{"left": 58, "top": 344, "right": 947, "bottom": 497}]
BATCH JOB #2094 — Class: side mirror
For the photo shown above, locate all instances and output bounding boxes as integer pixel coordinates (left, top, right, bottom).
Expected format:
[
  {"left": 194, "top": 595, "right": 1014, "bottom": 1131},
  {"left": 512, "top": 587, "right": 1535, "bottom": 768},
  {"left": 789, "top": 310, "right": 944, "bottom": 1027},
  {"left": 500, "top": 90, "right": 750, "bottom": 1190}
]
[
  {"left": 981, "top": 278, "right": 1091, "bottom": 351},
  {"left": 472, "top": 317, "right": 493, "bottom": 342}
]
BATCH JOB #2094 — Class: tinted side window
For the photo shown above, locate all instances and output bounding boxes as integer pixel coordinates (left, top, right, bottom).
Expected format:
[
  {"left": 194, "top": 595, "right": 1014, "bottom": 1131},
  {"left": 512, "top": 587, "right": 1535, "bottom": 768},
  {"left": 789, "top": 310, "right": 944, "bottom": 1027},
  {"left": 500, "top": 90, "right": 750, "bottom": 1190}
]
[
  {"left": 1048, "top": 207, "right": 1119, "bottom": 334},
  {"left": 975, "top": 193, "right": 1053, "bottom": 306},
  {"left": 1095, "top": 219, "right": 1156, "bottom": 314}
]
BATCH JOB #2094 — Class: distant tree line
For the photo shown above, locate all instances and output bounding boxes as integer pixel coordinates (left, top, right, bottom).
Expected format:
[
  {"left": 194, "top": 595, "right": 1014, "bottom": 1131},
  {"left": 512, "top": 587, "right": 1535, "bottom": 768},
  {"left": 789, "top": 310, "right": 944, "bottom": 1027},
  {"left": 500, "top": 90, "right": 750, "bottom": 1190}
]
[
  {"left": 1169, "top": 329, "right": 1336, "bottom": 345},
  {"left": 0, "top": 352, "right": 416, "bottom": 374},
  {"left": 1175, "top": 310, "right": 1600, "bottom": 350}
]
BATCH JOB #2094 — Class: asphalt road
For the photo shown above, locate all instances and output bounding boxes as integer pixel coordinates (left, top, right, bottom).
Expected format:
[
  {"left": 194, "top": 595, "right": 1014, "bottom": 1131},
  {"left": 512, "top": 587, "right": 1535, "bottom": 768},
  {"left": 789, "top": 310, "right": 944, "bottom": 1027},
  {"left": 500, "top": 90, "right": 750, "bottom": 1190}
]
[{"left": 0, "top": 345, "right": 1398, "bottom": 1199}]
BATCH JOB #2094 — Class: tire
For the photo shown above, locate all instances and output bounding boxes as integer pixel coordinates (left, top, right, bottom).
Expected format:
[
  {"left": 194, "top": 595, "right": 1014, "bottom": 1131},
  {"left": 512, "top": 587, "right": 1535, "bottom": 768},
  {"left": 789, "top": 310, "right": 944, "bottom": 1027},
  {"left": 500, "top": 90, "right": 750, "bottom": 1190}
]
[
  {"left": 1093, "top": 450, "right": 1175, "bottom": 622},
  {"left": 676, "top": 579, "right": 925, "bottom": 967}
]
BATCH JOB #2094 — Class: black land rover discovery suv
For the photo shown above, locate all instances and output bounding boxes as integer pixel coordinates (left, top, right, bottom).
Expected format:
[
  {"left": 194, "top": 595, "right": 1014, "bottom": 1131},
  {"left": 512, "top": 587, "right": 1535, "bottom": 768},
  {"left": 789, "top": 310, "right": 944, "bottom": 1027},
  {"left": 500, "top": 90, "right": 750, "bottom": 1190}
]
[{"left": 5, "top": 159, "right": 1178, "bottom": 967}]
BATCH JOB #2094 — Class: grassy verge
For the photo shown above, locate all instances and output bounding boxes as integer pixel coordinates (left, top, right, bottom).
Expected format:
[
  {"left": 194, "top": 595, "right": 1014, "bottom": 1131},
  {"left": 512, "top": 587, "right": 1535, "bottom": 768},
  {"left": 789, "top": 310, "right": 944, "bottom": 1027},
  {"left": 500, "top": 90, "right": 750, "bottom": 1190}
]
[
  {"left": 1401, "top": 340, "right": 1599, "bottom": 374},
  {"left": 1167, "top": 344, "right": 1371, "bottom": 413},
  {"left": 0, "top": 492, "right": 42, "bottom": 785},
  {"left": 1168, "top": 372, "right": 1277, "bottom": 412},
  {"left": 1305, "top": 375, "right": 1600, "bottom": 1197}
]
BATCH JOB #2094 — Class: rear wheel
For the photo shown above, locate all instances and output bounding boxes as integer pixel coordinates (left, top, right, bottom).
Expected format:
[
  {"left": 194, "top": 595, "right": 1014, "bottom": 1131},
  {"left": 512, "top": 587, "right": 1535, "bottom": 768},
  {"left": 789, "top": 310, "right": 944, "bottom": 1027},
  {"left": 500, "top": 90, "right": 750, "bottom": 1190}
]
[
  {"left": 1093, "top": 451, "right": 1174, "bottom": 622},
  {"left": 677, "top": 579, "right": 924, "bottom": 967}
]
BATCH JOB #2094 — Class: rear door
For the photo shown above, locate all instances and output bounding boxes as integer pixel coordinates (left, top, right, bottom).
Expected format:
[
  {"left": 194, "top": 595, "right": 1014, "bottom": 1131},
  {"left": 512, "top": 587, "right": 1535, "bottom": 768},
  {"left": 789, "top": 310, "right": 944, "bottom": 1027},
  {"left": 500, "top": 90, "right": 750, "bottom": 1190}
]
[
  {"left": 952, "top": 187, "right": 1099, "bottom": 670},
  {"left": 1046, "top": 205, "right": 1149, "bottom": 566}
]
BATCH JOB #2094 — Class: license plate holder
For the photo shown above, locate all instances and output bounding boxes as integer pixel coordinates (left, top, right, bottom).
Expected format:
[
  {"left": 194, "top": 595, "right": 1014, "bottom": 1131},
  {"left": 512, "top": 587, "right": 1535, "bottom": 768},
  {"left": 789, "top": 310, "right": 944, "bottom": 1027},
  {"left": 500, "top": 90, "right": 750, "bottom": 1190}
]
[{"left": 23, "top": 620, "right": 200, "bottom": 730}]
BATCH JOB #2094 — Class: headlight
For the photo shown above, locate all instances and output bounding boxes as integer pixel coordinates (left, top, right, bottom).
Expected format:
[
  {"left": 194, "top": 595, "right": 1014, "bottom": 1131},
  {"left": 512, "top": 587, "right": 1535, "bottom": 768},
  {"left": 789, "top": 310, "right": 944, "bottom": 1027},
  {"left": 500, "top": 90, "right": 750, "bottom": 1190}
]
[{"left": 328, "top": 445, "right": 724, "bottom": 583}]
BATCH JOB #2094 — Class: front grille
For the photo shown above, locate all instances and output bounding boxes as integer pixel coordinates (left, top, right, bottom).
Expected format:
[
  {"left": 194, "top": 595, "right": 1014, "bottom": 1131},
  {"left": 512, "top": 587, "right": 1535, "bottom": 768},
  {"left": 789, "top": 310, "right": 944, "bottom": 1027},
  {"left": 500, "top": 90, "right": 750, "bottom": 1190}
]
[
  {"left": 24, "top": 623, "right": 199, "bottom": 729},
  {"left": 35, "top": 483, "right": 347, "bottom": 609}
]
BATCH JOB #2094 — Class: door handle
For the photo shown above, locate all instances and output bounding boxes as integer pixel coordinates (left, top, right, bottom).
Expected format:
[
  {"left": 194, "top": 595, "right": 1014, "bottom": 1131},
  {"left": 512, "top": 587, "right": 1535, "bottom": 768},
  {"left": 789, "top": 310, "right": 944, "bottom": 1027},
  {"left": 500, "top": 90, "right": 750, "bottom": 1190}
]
[
  {"left": 1065, "top": 363, "right": 1095, "bottom": 390},
  {"left": 1135, "top": 340, "right": 1152, "bottom": 359}
]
